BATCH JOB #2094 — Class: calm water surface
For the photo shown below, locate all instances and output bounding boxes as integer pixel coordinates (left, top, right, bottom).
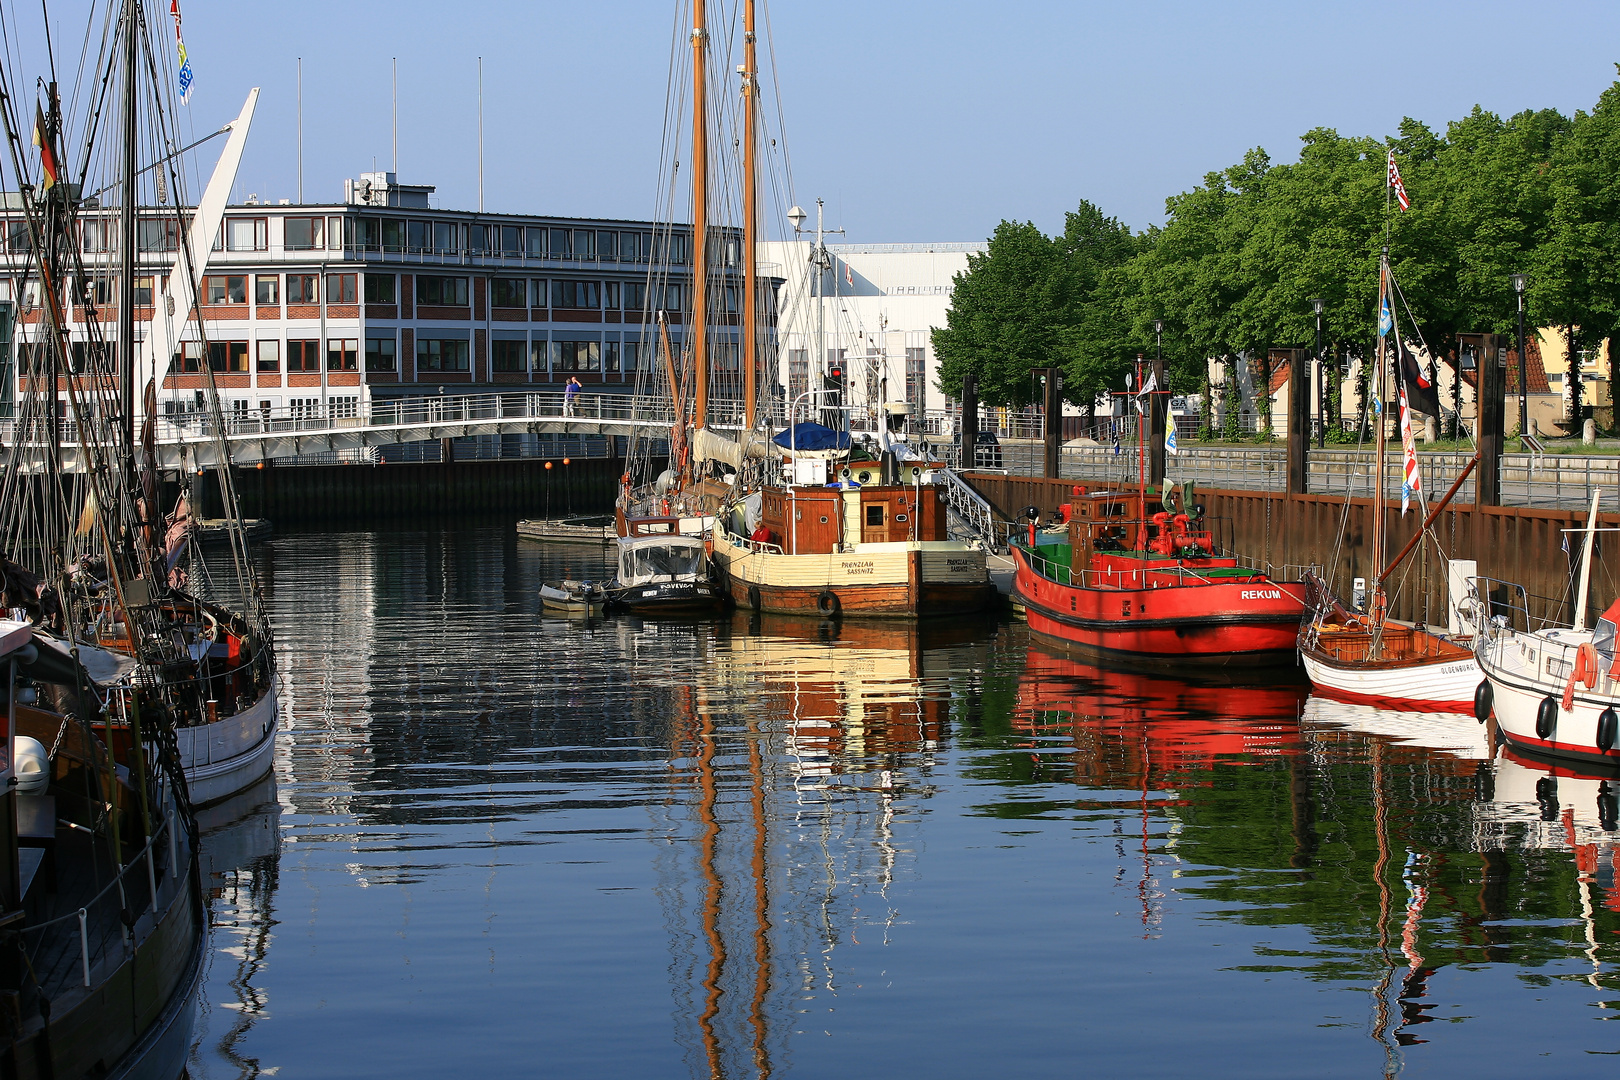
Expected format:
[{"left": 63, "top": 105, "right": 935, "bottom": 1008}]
[{"left": 187, "top": 522, "right": 1620, "bottom": 1078}]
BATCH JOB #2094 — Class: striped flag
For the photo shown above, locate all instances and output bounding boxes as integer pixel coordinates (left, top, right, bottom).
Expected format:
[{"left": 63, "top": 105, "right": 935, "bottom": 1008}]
[
  {"left": 1398, "top": 379, "right": 1421, "bottom": 515},
  {"left": 32, "top": 104, "right": 57, "bottom": 190},
  {"left": 1387, "top": 149, "right": 1411, "bottom": 211}
]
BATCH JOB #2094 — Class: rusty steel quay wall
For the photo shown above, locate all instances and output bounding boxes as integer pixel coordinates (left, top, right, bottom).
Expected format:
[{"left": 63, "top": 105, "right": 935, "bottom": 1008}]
[{"left": 964, "top": 473, "right": 1617, "bottom": 628}]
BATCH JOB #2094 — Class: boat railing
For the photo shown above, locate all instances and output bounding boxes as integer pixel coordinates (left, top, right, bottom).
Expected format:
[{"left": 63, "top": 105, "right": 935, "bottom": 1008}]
[
  {"left": 731, "top": 535, "right": 784, "bottom": 555},
  {"left": 1471, "top": 576, "right": 1571, "bottom": 640},
  {"left": 1021, "top": 547, "right": 1073, "bottom": 585},
  {"left": 937, "top": 468, "right": 1006, "bottom": 551},
  {"left": 7, "top": 798, "right": 187, "bottom": 1009}
]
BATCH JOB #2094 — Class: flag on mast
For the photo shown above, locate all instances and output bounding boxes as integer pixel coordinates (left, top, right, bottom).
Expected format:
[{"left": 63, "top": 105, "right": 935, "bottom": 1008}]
[
  {"left": 32, "top": 105, "right": 57, "bottom": 190},
  {"left": 170, "top": 1, "right": 195, "bottom": 105},
  {"left": 1387, "top": 149, "right": 1411, "bottom": 211},
  {"left": 1398, "top": 378, "right": 1422, "bottom": 515}
]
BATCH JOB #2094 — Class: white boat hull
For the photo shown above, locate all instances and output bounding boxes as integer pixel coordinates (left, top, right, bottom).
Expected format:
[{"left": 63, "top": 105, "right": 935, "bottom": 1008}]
[
  {"left": 1299, "top": 649, "right": 1480, "bottom": 713},
  {"left": 1479, "top": 626, "right": 1620, "bottom": 768},
  {"left": 177, "top": 672, "right": 279, "bottom": 807}
]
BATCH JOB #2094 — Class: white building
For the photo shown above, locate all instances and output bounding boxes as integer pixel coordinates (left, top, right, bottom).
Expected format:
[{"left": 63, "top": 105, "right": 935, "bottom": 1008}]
[{"left": 760, "top": 241, "right": 984, "bottom": 430}]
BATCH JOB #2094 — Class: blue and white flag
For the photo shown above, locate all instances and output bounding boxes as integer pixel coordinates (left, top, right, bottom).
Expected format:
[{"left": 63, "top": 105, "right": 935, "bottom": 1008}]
[
  {"left": 1166, "top": 426, "right": 1179, "bottom": 455},
  {"left": 170, "top": 2, "right": 194, "bottom": 105},
  {"left": 1378, "top": 295, "right": 1392, "bottom": 337}
]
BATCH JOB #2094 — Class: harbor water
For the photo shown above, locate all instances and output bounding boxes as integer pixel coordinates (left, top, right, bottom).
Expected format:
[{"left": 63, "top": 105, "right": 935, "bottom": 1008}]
[{"left": 190, "top": 523, "right": 1620, "bottom": 1078}]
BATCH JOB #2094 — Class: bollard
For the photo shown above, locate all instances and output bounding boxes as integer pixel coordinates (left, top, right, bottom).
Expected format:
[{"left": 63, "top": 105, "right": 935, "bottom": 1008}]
[{"left": 1585, "top": 418, "right": 1597, "bottom": 445}]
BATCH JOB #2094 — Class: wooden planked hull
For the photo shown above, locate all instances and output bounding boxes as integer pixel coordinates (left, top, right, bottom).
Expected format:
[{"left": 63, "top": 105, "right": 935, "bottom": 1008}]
[
  {"left": 1011, "top": 546, "right": 1306, "bottom": 664},
  {"left": 711, "top": 531, "right": 995, "bottom": 618},
  {"left": 177, "top": 672, "right": 279, "bottom": 808},
  {"left": 1300, "top": 626, "right": 1478, "bottom": 713}
]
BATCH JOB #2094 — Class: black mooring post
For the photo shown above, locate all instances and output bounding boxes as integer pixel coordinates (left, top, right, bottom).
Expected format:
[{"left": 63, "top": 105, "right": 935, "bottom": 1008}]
[
  {"left": 959, "top": 373, "right": 979, "bottom": 470},
  {"left": 1287, "top": 351, "right": 1309, "bottom": 495}
]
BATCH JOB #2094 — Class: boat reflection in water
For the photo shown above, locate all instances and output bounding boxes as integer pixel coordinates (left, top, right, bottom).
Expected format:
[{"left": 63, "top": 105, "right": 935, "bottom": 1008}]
[
  {"left": 652, "top": 611, "right": 990, "bottom": 1078},
  {"left": 191, "top": 776, "right": 282, "bottom": 1080}
]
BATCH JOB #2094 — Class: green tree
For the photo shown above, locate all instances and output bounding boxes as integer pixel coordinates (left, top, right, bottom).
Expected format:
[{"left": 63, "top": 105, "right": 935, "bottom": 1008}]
[{"left": 934, "top": 221, "right": 1069, "bottom": 407}]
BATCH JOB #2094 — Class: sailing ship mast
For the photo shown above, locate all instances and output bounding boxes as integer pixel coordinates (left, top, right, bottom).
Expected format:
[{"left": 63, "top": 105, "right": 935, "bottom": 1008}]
[
  {"left": 741, "top": 0, "right": 758, "bottom": 430},
  {"left": 690, "top": 0, "right": 709, "bottom": 440},
  {"left": 1371, "top": 250, "right": 1390, "bottom": 627},
  {"left": 118, "top": 0, "right": 138, "bottom": 477}
]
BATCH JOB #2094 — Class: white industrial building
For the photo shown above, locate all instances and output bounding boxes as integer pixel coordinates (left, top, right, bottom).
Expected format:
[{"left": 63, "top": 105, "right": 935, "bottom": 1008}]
[{"left": 760, "top": 240, "right": 985, "bottom": 431}]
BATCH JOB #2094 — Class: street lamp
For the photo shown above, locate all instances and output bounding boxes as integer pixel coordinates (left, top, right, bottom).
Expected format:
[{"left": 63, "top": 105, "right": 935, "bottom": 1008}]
[
  {"left": 1510, "top": 273, "right": 1528, "bottom": 438},
  {"left": 1309, "top": 299, "right": 1325, "bottom": 448}
]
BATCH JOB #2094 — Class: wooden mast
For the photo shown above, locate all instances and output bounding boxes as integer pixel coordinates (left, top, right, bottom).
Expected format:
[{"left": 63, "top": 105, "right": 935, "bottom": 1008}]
[
  {"left": 690, "top": 0, "right": 710, "bottom": 433},
  {"left": 741, "top": 0, "right": 759, "bottom": 430},
  {"left": 1371, "top": 251, "right": 1389, "bottom": 625}
]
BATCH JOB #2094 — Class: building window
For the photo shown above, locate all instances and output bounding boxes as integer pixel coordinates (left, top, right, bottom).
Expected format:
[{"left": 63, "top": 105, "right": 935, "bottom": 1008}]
[
  {"left": 407, "top": 220, "right": 430, "bottom": 251},
  {"left": 174, "top": 341, "right": 204, "bottom": 373},
  {"left": 416, "top": 275, "right": 469, "bottom": 306},
  {"left": 527, "top": 228, "right": 547, "bottom": 257},
  {"left": 604, "top": 340, "right": 620, "bottom": 373},
  {"left": 284, "top": 216, "right": 324, "bottom": 250},
  {"left": 500, "top": 226, "right": 523, "bottom": 255},
  {"left": 551, "top": 339, "right": 601, "bottom": 372},
  {"left": 255, "top": 275, "right": 279, "bottom": 305},
  {"left": 82, "top": 219, "right": 110, "bottom": 252},
  {"left": 203, "top": 275, "right": 247, "bottom": 305},
  {"left": 287, "top": 274, "right": 318, "bottom": 304},
  {"left": 227, "top": 217, "right": 268, "bottom": 252},
  {"left": 256, "top": 340, "right": 280, "bottom": 372},
  {"left": 622, "top": 281, "right": 645, "bottom": 312},
  {"left": 433, "top": 221, "right": 457, "bottom": 253},
  {"left": 468, "top": 225, "right": 487, "bottom": 253},
  {"left": 5, "top": 221, "right": 29, "bottom": 252},
  {"left": 365, "top": 337, "right": 397, "bottom": 372},
  {"left": 287, "top": 339, "right": 321, "bottom": 372},
  {"left": 492, "top": 339, "right": 527, "bottom": 372},
  {"left": 622, "top": 340, "right": 641, "bottom": 372},
  {"left": 364, "top": 274, "right": 395, "bottom": 303},
  {"left": 788, "top": 348, "right": 808, "bottom": 404},
  {"left": 381, "top": 220, "right": 405, "bottom": 253},
  {"left": 417, "top": 337, "right": 470, "bottom": 372},
  {"left": 351, "top": 218, "right": 380, "bottom": 251},
  {"left": 598, "top": 231, "right": 618, "bottom": 259},
  {"left": 325, "top": 274, "right": 357, "bottom": 304},
  {"left": 551, "top": 280, "right": 599, "bottom": 309},
  {"left": 327, "top": 338, "right": 358, "bottom": 371},
  {"left": 660, "top": 283, "right": 682, "bottom": 311},
  {"left": 603, "top": 282, "right": 621, "bottom": 310},
  {"left": 133, "top": 276, "right": 153, "bottom": 306},
  {"left": 572, "top": 230, "right": 596, "bottom": 258},
  {"left": 492, "top": 278, "right": 528, "bottom": 308},
  {"left": 905, "top": 346, "right": 926, "bottom": 410},
  {"left": 549, "top": 229, "right": 571, "bottom": 257},
  {"left": 209, "top": 341, "right": 249, "bottom": 372}
]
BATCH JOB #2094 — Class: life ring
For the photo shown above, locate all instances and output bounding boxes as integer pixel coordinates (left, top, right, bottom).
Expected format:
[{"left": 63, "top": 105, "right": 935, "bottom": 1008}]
[
  {"left": 747, "top": 584, "right": 762, "bottom": 611},
  {"left": 1599, "top": 708, "right": 1619, "bottom": 753},
  {"left": 816, "top": 590, "right": 840, "bottom": 617},
  {"left": 1536, "top": 695, "right": 1559, "bottom": 741},
  {"left": 1473, "top": 680, "right": 1493, "bottom": 725},
  {"left": 1575, "top": 643, "right": 1602, "bottom": 689}
]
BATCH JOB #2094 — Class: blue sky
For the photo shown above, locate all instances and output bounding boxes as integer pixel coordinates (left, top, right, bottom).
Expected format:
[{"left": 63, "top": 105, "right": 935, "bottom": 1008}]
[{"left": 48, "top": 1, "right": 1620, "bottom": 242}]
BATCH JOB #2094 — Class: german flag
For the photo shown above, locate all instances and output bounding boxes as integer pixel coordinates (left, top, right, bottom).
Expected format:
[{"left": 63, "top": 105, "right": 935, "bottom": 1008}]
[{"left": 32, "top": 104, "right": 57, "bottom": 191}]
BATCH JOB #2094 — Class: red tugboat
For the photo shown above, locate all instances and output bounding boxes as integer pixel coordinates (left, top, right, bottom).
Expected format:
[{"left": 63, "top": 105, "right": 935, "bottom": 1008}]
[{"left": 1010, "top": 486, "right": 1308, "bottom": 666}]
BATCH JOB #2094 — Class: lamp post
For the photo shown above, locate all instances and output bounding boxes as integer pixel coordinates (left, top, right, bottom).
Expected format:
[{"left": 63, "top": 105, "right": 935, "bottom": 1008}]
[
  {"left": 1511, "top": 273, "right": 1528, "bottom": 439},
  {"left": 1309, "top": 298, "right": 1324, "bottom": 448}
]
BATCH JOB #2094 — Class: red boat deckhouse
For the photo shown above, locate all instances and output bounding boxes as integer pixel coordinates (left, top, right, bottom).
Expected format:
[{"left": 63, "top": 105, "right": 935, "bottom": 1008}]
[{"left": 1010, "top": 486, "right": 1308, "bottom": 666}]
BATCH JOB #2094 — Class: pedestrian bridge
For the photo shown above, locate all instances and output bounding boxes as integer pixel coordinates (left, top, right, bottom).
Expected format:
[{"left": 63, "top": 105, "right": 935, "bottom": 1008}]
[{"left": 1, "top": 390, "right": 707, "bottom": 471}]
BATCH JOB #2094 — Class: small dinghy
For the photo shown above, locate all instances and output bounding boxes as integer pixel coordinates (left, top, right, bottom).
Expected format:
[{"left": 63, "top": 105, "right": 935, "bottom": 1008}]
[{"left": 540, "top": 579, "right": 607, "bottom": 616}]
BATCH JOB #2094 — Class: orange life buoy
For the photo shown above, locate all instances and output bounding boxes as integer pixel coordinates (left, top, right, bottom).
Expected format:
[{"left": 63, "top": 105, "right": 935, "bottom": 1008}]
[{"left": 1576, "top": 642, "right": 1601, "bottom": 689}]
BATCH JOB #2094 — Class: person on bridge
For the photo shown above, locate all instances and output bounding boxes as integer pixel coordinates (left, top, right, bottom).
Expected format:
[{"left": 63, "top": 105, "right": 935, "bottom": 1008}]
[{"left": 563, "top": 376, "right": 582, "bottom": 417}]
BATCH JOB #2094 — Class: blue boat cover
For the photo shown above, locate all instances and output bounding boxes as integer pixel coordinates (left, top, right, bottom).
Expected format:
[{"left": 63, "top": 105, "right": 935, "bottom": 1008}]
[{"left": 772, "top": 422, "right": 851, "bottom": 452}]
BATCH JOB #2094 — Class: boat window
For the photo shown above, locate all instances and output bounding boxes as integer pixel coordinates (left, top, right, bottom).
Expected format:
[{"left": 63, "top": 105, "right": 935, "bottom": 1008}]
[
  {"left": 1596, "top": 617, "right": 1618, "bottom": 665},
  {"left": 621, "top": 542, "right": 704, "bottom": 583},
  {"left": 866, "top": 506, "right": 884, "bottom": 527}
]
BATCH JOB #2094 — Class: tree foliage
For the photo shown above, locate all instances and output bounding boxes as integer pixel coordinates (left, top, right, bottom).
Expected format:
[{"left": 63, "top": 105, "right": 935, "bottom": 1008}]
[{"left": 938, "top": 71, "right": 1620, "bottom": 427}]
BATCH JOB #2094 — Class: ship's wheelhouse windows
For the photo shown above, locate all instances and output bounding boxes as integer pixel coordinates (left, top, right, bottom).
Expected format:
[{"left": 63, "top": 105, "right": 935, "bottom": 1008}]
[
  {"left": 364, "top": 274, "right": 395, "bottom": 303},
  {"left": 364, "top": 336, "right": 396, "bottom": 372},
  {"left": 283, "top": 216, "right": 324, "bottom": 250},
  {"left": 416, "top": 275, "right": 468, "bottom": 306},
  {"left": 255, "top": 275, "right": 280, "bottom": 305}
]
